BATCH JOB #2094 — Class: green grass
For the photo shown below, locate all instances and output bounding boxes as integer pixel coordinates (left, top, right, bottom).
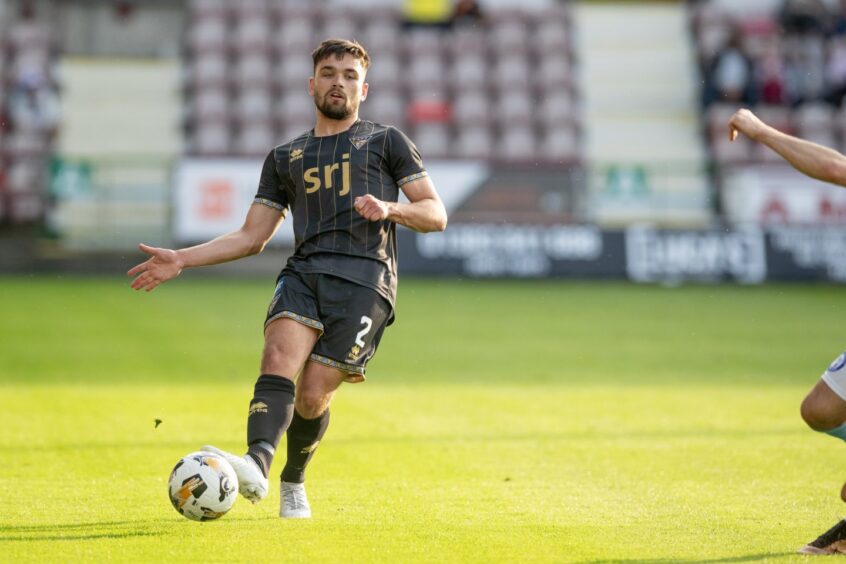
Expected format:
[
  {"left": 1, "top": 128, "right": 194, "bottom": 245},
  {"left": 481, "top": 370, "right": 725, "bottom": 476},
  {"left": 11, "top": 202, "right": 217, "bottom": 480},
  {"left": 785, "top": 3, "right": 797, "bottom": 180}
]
[{"left": 1, "top": 276, "right": 846, "bottom": 562}]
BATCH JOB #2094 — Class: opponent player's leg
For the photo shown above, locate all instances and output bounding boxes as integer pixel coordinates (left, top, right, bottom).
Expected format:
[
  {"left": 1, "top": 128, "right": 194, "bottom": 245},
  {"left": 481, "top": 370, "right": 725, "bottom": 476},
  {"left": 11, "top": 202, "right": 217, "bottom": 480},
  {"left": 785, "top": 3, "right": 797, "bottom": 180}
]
[
  {"left": 798, "top": 353, "right": 846, "bottom": 554},
  {"left": 279, "top": 360, "right": 346, "bottom": 518}
]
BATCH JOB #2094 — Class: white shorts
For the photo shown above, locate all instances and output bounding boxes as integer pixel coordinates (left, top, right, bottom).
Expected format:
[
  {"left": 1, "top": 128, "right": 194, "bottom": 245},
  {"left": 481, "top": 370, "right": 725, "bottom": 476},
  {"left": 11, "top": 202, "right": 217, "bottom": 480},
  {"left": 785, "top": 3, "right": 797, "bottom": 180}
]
[{"left": 821, "top": 352, "right": 846, "bottom": 401}]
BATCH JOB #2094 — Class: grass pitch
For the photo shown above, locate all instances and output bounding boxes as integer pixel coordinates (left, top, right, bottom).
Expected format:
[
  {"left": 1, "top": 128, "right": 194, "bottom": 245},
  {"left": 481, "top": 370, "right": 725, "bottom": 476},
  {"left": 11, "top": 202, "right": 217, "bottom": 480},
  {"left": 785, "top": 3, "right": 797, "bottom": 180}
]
[{"left": 1, "top": 276, "right": 845, "bottom": 562}]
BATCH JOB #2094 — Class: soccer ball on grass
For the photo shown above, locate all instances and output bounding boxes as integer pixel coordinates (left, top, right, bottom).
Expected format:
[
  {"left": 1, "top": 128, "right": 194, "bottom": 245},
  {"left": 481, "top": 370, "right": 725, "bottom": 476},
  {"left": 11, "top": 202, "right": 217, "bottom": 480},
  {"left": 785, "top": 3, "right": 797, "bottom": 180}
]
[{"left": 167, "top": 451, "right": 238, "bottom": 521}]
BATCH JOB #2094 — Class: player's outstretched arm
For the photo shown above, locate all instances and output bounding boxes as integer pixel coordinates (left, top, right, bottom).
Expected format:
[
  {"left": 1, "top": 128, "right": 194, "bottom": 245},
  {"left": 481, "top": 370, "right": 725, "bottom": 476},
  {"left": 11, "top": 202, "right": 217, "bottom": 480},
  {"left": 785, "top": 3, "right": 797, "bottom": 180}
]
[
  {"left": 354, "top": 176, "right": 447, "bottom": 233},
  {"left": 127, "top": 203, "right": 285, "bottom": 292},
  {"left": 729, "top": 108, "right": 846, "bottom": 187}
]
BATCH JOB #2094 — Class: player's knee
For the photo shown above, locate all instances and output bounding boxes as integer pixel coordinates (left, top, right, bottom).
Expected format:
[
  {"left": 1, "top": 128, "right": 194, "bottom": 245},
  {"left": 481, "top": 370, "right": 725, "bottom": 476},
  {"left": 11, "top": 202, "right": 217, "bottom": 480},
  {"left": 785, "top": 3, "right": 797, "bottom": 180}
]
[
  {"left": 295, "top": 389, "right": 328, "bottom": 419},
  {"left": 801, "top": 394, "right": 841, "bottom": 431}
]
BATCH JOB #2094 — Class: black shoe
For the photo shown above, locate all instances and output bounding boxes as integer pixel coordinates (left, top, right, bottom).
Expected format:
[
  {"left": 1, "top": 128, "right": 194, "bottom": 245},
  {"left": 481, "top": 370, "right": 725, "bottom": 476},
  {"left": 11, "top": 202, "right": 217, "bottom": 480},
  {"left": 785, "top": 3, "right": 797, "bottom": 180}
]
[{"left": 799, "top": 519, "right": 846, "bottom": 554}]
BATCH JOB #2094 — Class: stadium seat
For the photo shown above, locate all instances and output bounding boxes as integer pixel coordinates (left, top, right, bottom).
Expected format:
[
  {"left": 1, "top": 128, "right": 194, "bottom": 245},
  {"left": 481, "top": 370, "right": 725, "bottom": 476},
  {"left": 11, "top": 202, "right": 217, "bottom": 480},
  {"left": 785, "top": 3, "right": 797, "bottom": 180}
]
[
  {"left": 188, "top": 0, "right": 228, "bottom": 20},
  {"left": 454, "top": 125, "right": 493, "bottom": 159},
  {"left": 537, "top": 91, "right": 577, "bottom": 128},
  {"left": 320, "top": 16, "right": 359, "bottom": 42},
  {"left": 233, "top": 123, "right": 275, "bottom": 157},
  {"left": 362, "top": 90, "right": 405, "bottom": 128},
  {"left": 274, "top": 18, "right": 315, "bottom": 55},
  {"left": 450, "top": 53, "right": 488, "bottom": 92},
  {"left": 711, "top": 132, "right": 751, "bottom": 164},
  {"left": 489, "top": 18, "right": 530, "bottom": 55},
  {"left": 192, "top": 88, "right": 229, "bottom": 122},
  {"left": 8, "top": 192, "right": 44, "bottom": 223},
  {"left": 794, "top": 103, "right": 835, "bottom": 136},
  {"left": 232, "top": 0, "right": 270, "bottom": 20},
  {"left": 188, "top": 17, "right": 227, "bottom": 53},
  {"left": 531, "top": 19, "right": 571, "bottom": 55},
  {"left": 536, "top": 55, "right": 572, "bottom": 92},
  {"left": 495, "top": 125, "right": 536, "bottom": 161},
  {"left": 235, "top": 53, "right": 273, "bottom": 87},
  {"left": 494, "top": 55, "right": 531, "bottom": 89},
  {"left": 193, "top": 123, "right": 230, "bottom": 155},
  {"left": 189, "top": 52, "right": 228, "bottom": 87},
  {"left": 276, "top": 90, "right": 314, "bottom": 126},
  {"left": 495, "top": 90, "right": 533, "bottom": 128},
  {"left": 233, "top": 88, "right": 273, "bottom": 124},
  {"left": 540, "top": 126, "right": 580, "bottom": 162},
  {"left": 275, "top": 57, "right": 314, "bottom": 91},
  {"left": 447, "top": 28, "right": 487, "bottom": 58},
  {"left": 364, "top": 53, "right": 401, "bottom": 91},
  {"left": 362, "top": 19, "right": 400, "bottom": 56},
  {"left": 412, "top": 124, "right": 451, "bottom": 159},
  {"left": 405, "top": 54, "right": 446, "bottom": 92},
  {"left": 451, "top": 90, "right": 491, "bottom": 128},
  {"left": 231, "top": 17, "right": 272, "bottom": 53}
]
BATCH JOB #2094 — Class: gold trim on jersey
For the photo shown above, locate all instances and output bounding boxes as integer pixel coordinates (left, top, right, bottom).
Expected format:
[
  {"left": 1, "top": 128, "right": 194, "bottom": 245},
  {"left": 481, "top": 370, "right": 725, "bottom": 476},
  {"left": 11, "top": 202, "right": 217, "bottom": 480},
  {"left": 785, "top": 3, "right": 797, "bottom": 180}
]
[
  {"left": 309, "top": 353, "right": 366, "bottom": 376},
  {"left": 265, "top": 311, "right": 325, "bottom": 335},
  {"left": 254, "top": 197, "right": 286, "bottom": 212},
  {"left": 396, "top": 171, "right": 428, "bottom": 187}
]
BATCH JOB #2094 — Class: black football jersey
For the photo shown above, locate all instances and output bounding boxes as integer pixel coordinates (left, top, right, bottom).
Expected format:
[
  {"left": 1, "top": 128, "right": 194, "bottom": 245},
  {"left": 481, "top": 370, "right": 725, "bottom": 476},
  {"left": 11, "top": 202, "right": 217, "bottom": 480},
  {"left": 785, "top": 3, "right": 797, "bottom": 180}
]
[{"left": 254, "top": 119, "right": 427, "bottom": 306}]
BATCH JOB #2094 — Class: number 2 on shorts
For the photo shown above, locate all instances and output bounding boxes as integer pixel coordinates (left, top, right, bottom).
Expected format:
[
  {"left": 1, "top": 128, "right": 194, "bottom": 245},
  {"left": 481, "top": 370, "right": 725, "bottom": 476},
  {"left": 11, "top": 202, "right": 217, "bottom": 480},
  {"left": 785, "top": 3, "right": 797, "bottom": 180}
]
[{"left": 355, "top": 316, "right": 373, "bottom": 348}]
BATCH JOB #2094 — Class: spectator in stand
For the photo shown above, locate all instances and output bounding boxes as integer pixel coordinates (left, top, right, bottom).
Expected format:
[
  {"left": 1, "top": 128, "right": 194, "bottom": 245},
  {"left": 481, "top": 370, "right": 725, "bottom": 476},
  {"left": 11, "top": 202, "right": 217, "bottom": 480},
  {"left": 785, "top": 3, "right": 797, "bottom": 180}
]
[
  {"left": 451, "top": 0, "right": 484, "bottom": 27},
  {"left": 779, "top": 0, "right": 831, "bottom": 36},
  {"left": 402, "top": 0, "right": 453, "bottom": 30},
  {"left": 784, "top": 34, "right": 827, "bottom": 104},
  {"left": 703, "top": 29, "right": 756, "bottom": 107},
  {"left": 7, "top": 67, "right": 60, "bottom": 137},
  {"left": 757, "top": 41, "right": 788, "bottom": 105},
  {"left": 825, "top": 36, "right": 846, "bottom": 105}
]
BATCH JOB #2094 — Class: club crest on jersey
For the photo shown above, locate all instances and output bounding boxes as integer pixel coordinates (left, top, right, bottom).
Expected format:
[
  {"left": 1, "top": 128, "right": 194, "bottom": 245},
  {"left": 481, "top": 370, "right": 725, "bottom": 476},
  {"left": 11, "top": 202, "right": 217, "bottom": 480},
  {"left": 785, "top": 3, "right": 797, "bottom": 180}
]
[
  {"left": 349, "top": 135, "right": 371, "bottom": 150},
  {"left": 347, "top": 344, "right": 361, "bottom": 361},
  {"left": 829, "top": 353, "right": 846, "bottom": 372},
  {"left": 290, "top": 148, "right": 304, "bottom": 162}
]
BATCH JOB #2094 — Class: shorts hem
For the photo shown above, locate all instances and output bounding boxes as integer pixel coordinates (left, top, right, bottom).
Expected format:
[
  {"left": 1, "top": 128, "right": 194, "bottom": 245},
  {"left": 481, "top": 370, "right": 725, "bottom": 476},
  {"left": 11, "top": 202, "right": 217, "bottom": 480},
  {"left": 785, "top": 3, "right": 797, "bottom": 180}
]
[
  {"left": 309, "top": 353, "right": 366, "bottom": 380},
  {"left": 822, "top": 372, "right": 846, "bottom": 402},
  {"left": 266, "top": 311, "right": 324, "bottom": 335}
]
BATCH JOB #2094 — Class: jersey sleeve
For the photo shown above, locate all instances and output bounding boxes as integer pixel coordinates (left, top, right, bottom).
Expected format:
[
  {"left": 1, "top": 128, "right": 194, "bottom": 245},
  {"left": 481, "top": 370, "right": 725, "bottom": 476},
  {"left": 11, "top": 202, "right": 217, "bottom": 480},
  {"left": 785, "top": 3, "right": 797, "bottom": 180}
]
[
  {"left": 386, "top": 127, "right": 428, "bottom": 188},
  {"left": 253, "top": 148, "right": 291, "bottom": 213}
]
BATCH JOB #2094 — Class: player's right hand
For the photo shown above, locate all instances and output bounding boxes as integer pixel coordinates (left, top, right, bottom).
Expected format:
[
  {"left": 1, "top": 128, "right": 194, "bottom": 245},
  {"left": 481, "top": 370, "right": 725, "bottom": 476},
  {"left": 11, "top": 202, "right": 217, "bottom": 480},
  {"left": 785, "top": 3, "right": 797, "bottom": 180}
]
[{"left": 127, "top": 243, "right": 184, "bottom": 292}]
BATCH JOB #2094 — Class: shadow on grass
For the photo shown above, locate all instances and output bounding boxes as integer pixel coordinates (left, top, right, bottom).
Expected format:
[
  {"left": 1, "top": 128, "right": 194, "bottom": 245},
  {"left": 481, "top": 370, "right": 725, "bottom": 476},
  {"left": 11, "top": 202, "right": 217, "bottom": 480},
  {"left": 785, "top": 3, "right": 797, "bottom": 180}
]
[
  {"left": 584, "top": 553, "right": 795, "bottom": 563},
  {"left": 0, "top": 519, "right": 167, "bottom": 543},
  {"left": 0, "top": 515, "right": 278, "bottom": 542},
  {"left": 0, "top": 427, "right": 809, "bottom": 455}
]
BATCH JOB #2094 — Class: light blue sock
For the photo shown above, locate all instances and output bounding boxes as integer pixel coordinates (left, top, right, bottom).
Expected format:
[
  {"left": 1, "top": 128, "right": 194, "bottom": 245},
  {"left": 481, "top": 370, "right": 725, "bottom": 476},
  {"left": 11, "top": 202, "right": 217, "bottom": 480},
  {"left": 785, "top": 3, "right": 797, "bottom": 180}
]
[{"left": 824, "top": 422, "right": 846, "bottom": 442}]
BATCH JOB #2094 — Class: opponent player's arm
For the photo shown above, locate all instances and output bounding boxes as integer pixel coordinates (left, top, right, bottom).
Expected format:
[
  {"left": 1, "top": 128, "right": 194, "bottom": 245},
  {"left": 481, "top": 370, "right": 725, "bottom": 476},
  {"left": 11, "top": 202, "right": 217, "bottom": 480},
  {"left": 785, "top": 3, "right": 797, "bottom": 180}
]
[
  {"left": 729, "top": 108, "right": 846, "bottom": 187},
  {"left": 128, "top": 203, "right": 284, "bottom": 291},
  {"left": 354, "top": 175, "right": 447, "bottom": 233}
]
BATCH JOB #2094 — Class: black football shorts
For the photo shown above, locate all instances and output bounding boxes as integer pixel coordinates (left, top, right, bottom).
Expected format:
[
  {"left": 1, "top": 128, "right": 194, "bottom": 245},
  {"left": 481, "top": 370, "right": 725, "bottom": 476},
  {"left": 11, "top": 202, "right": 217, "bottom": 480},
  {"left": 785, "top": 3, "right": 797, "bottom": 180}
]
[{"left": 264, "top": 270, "right": 391, "bottom": 382}]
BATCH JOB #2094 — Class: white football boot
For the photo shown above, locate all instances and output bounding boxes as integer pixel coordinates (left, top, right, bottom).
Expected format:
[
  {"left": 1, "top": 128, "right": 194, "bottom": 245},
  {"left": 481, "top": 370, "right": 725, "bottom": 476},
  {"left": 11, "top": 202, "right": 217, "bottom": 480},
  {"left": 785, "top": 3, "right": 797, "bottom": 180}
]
[
  {"left": 280, "top": 481, "right": 311, "bottom": 518},
  {"left": 201, "top": 445, "right": 268, "bottom": 503}
]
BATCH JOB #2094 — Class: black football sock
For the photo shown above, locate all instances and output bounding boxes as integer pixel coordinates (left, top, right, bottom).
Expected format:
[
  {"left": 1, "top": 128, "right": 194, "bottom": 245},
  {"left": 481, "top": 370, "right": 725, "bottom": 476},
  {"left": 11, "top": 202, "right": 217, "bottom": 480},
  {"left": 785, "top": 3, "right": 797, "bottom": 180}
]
[
  {"left": 245, "top": 374, "right": 295, "bottom": 478},
  {"left": 281, "top": 409, "right": 330, "bottom": 484}
]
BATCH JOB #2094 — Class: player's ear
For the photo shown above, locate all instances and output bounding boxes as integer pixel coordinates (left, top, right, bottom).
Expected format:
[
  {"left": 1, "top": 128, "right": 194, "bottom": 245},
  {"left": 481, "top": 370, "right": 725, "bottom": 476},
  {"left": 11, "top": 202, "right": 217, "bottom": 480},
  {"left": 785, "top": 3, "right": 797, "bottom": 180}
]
[
  {"left": 361, "top": 82, "right": 368, "bottom": 101},
  {"left": 308, "top": 76, "right": 315, "bottom": 96}
]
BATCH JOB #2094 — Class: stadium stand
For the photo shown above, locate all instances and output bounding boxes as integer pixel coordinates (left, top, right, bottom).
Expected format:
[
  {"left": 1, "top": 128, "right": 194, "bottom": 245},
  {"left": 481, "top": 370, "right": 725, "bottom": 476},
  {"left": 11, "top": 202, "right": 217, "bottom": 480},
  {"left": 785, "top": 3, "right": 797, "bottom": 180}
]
[
  {"left": 689, "top": 0, "right": 846, "bottom": 165},
  {"left": 1, "top": 0, "right": 57, "bottom": 225},
  {"left": 183, "top": 0, "right": 582, "bottom": 165}
]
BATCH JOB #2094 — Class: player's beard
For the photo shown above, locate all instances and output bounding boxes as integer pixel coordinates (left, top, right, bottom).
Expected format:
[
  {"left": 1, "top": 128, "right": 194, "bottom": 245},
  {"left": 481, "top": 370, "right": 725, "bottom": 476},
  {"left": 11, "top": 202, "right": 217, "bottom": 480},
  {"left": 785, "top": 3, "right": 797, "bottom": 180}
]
[{"left": 315, "top": 89, "right": 357, "bottom": 120}]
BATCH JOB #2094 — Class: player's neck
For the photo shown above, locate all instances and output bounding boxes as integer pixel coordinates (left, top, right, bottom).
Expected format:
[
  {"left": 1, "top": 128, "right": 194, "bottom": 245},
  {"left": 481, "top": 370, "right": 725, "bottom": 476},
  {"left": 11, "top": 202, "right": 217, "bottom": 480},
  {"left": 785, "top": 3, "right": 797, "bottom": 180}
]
[{"left": 313, "top": 113, "right": 360, "bottom": 137}]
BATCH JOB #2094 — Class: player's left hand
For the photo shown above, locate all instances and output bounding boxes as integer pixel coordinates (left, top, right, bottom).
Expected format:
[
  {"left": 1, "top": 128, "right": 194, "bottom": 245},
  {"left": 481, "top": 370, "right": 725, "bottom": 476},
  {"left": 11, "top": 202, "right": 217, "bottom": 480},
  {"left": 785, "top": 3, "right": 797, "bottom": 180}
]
[
  {"left": 354, "top": 194, "right": 390, "bottom": 222},
  {"left": 728, "top": 108, "right": 768, "bottom": 142}
]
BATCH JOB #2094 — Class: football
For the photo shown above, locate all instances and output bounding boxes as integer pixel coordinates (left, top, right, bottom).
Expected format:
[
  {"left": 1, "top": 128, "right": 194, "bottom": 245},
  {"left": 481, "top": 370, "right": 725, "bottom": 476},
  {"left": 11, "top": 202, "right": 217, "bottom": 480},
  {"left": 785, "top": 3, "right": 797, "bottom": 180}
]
[{"left": 167, "top": 451, "right": 238, "bottom": 521}]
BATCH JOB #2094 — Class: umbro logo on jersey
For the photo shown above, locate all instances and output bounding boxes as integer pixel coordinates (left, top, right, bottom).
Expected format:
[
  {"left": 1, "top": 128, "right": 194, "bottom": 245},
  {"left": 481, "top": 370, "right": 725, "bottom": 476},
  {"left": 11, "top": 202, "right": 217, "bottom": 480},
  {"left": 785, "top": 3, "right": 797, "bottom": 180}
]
[
  {"left": 249, "top": 402, "right": 268, "bottom": 415},
  {"left": 350, "top": 135, "right": 371, "bottom": 150},
  {"left": 290, "top": 148, "right": 304, "bottom": 162}
]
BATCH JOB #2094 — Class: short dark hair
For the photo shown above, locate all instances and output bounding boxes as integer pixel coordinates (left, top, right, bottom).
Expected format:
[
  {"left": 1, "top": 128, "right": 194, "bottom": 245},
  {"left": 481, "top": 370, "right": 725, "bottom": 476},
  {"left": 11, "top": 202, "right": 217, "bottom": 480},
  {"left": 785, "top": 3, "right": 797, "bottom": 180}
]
[{"left": 311, "top": 38, "right": 371, "bottom": 71}]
